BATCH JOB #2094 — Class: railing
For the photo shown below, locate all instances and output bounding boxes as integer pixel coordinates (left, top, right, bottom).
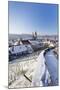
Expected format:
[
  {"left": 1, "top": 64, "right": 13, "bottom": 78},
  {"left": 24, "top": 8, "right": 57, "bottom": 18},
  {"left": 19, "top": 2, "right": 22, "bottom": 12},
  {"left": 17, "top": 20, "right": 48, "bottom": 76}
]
[
  {"left": 44, "top": 48, "right": 58, "bottom": 86},
  {"left": 32, "top": 47, "right": 58, "bottom": 86}
]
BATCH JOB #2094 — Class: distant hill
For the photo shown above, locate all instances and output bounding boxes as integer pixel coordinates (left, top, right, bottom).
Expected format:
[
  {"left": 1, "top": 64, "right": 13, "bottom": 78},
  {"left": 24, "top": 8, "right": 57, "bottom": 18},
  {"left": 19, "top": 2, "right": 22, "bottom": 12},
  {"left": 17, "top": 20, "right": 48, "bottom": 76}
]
[
  {"left": 9, "top": 34, "right": 58, "bottom": 40},
  {"left": 9, "top": 34, "right": 33, "bottom": 40}
]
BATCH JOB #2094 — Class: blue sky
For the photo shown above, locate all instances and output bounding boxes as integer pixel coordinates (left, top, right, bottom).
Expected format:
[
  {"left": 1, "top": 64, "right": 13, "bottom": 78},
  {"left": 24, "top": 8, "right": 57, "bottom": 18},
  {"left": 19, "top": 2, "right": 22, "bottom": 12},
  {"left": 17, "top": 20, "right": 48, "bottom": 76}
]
[{"left": 9, "top": 1, "right": 58, "bottom": 35}]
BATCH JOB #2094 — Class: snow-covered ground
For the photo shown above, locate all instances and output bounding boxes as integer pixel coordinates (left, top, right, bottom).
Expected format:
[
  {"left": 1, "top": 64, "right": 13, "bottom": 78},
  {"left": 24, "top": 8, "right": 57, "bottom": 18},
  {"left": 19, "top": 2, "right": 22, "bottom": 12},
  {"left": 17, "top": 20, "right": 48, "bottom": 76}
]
[
  {"left": 8, "top": 48, "right": 58, "bottom": 88},
  {"left": 9, "top": 51, "right": 40, "bottom": 88}
]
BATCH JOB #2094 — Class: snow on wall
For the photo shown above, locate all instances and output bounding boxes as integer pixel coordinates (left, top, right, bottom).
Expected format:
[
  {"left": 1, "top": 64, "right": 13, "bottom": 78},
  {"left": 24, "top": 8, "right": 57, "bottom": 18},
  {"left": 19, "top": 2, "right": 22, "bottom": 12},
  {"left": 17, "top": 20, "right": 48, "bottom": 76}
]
[{"left": 31, "top": 51, "right": 46, "bottom": 86}]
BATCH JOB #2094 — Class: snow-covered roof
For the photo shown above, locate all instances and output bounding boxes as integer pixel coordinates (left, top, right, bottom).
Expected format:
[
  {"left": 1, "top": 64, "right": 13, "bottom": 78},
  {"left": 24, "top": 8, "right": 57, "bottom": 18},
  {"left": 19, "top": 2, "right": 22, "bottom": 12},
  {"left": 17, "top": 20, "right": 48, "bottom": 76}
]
[
  {"left": 9, "top": 45, "right": 27, "bottom": 54},
  {"left": 9, "top": 44, "right": 33, "bottom": 54}
]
